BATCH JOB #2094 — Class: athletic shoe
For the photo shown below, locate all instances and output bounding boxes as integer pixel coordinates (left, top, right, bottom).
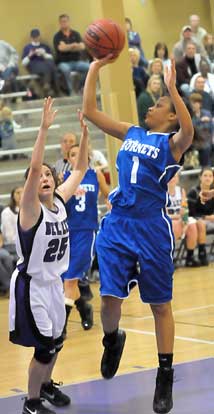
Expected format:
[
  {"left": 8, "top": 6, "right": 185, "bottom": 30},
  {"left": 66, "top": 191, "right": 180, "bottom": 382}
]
[
  {"left": 76, "top": 302, "right": 93, "bottom": 330},
  {"left": 198, "top": 254, "right": 209, "bottom": 266},
  {"left": 78, "top": 280, "right": 93, "bottom": 301},
  {"left": 153, "top": 368, "right": 174, "bottom": 413},
  {"left": 22, "top": 397, "right": 56, "bottom": 414},
  {"left": 185, "top": 257, "right": 200, "bottom": 267},
  {"left": 101, "top": 329, "right": 126, "bottom": 379},
  {"left": 40, "top": 380, "right": 70, "bottom": 407}
]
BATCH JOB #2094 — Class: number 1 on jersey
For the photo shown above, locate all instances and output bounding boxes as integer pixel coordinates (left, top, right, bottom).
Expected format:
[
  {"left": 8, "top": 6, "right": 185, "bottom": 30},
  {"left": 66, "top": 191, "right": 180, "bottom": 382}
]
[{"left": 130, "top": 156, "right": 139, "bottom": 183}]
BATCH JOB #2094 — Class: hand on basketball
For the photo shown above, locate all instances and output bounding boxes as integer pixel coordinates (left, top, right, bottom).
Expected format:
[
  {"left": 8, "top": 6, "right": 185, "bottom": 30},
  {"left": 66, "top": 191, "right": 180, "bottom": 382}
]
[
  {"left": 41, "top": 97, "right": 57, "bottom": 130},
  {"left": 164, "top": 58, "right": 176, "bottom": 91},
  {"left": 91, "top": 53, "right": 117, "bottom": 69}
]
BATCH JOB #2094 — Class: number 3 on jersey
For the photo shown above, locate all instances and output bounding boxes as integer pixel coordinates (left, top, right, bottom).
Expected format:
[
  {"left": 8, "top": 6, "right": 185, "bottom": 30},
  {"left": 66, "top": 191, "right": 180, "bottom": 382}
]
[
  {"left": 131, "top": 156, "right": 139, "bottom": 184},
  {"left": 75, "top": 194, "right": 86, "bottom": 212}
]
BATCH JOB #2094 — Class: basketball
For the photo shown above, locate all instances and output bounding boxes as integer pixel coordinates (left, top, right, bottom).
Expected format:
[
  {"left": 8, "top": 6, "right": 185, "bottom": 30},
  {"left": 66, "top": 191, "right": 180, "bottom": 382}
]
[{"left": 84, "top": 19, "right": 125, "bottom": 59}]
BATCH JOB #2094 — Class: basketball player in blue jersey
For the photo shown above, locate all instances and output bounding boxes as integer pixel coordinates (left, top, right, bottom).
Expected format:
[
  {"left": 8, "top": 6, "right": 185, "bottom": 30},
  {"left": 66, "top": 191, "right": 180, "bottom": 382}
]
[
  {"left": 62, "top": 144, "right": 109, "bottom": 336},
  {"left": 9, "top": 97, "right": 89, "bottom": 414},
  {"left": 82, "top": 56, "right": 194, "bottom": 414}
]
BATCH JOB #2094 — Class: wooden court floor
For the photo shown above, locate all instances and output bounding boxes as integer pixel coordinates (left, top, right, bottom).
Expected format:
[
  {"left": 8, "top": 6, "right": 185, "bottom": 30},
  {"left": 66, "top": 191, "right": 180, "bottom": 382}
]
[{"left": 0, "top": 265, "right": 213, "bottom": 397}]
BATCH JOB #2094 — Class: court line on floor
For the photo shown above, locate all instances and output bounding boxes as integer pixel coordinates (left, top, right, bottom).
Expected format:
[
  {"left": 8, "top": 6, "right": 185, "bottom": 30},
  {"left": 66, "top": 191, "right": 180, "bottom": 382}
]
[
  {"left": 123, "top": 327, "right": 214, "bottom": 345},
  {"left": 123, "top": 304, "right": 214, "bottom": 321}
]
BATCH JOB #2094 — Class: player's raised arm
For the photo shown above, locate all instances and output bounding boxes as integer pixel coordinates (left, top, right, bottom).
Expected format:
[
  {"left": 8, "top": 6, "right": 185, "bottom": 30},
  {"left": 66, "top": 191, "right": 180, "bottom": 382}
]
[
  {"left": 20, "top": 97, "right": 57, "bottom": 230},
  {"left": 82, "top": 55, "right": 132, "bottom": 141},
  {"left": 57, "top": 111, "right": 88, "bottom": 203},
  {"left": 164, "top": 58, "right": 194, "bottom": 161}
]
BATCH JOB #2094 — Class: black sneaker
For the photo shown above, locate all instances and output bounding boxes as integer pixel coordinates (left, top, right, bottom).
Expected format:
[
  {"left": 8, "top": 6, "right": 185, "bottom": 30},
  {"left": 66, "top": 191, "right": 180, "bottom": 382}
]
[
  {"left": 76, "top": 302, "right": 93, "bottom": 330},
  {"left": 185, "top": 257, "right": 200, "bottom": 267},
  {"left": 199, "top": 254, "right": 209, "bottom": 266},
  {"left": 23, "top": 398, "right": 56, "bottom": 414},
  {"left": 101, "top": 329, "right": 126, "bottom": 379},
  {"left": 40, "top": 380, "right": 70, "bottom": 407},
  {"left": 153, "top": 368, "right": 174, "bottom": 413}
]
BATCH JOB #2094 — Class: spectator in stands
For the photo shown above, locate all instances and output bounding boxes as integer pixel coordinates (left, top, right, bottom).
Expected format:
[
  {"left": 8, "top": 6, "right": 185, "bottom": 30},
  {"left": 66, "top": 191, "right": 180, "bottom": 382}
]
[
  {"left": 0, "top": 240, "right": 14, "bottom": 296},
  {"left": 53, "top": 14, "right": 89, "bottom": 95},
  {"left": 151, "top": 42, "right": 170, "bottom": 68},
  {"left": 1, "top": 186, "right": 23, "bottom": 262},
  {"left": 191, "top": 74, "right": 214, "bottom": 115},
  {"left": 22, "top": 29, "right": 61, "bottom": 97},
  {"left": 187, "top": 167, "right": 214, "bottom": 266},
  {"left": 176, "top": 42, "right": 201, "bottom": 96},
  {"left": 167, "top": 173, "right": 199, "bottom": 267},
  {"left": 55, "top": 132, "right": 77, "bottom": 180},
  {"left": 203, "top": 34, "right": 214, "bottom": 69},
  {"left": 189, "top": 92, "right": 213, "bottom": 166},
  {"left": 189, "top": 14, "right": 207, "bottom": 48},
  {"left": 137, "top": 74, "right": 164, "bottom": 128},
  {"left": 125, "top": 17, "right": 148, "bottom": 68},
  {"left": 0, "top": 106, "right": 16, "bottom": 153},
  {"left": 129, "top": 48, "right": 149, "bottom": 97},
  {"left": 190, "top": 58, "right": 214, "bottom": 99},
  {"left": 0, "top": 40, "right": 19, "bottom": 92},
  {"left": 173, "top": 26, "right": 204, "bottom": 63}
]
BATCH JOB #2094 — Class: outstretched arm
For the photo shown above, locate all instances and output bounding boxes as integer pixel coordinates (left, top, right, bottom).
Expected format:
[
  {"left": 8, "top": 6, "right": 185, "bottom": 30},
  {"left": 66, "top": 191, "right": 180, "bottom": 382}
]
[
  {"left": 20, "top": 97, "right": 57, "bottom": 230},
  {"left": 57, "top": 111, "right": 88, "bottom": 203},
  {"left": 82, "top": 55, "right": 132, "bottom": 141},
  {"left": 165, "top": 58, "right": 194, "bottom": 162}
]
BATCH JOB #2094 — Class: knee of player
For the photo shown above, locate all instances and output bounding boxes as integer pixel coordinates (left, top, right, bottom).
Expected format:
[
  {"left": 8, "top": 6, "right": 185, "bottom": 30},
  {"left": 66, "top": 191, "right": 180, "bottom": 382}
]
[
  {"left": 150, "top": 302, "right": 172, "bottom": 318},
  {"left": 34, "top": 347, "right": 57, "bottom": 364}
]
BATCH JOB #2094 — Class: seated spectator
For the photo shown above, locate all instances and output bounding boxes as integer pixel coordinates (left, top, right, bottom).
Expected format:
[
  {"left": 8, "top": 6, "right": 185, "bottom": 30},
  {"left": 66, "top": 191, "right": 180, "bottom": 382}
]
[
  {"left": 0, "top": 238, "right": 14, "bottom": 296},
  {"left": 53, "top": 14, "right": 89, "bottom": 95},
  {"left": 1, "top": 186, "right": 23, "bottom": 262},
  {"left": 125, "top": 17, "right": 148, "bottom": 68},
  {"left": 0, "top": 106, "right": 16, "bottom": 153},
  {"left": 189, "top": 93, "right": 213, "bottom": 166},
  {"left": 187, "top": 167, "right": 214, "bottom": 265},
  {"left": 203, "top": 33, "right": 214, "bottom": 69},
  {"left": 167, "top": 173, "right": 199, "bottom": 267},
  {"left": 176, "top": 42, "right": 201, "bottom": 96},
  {"left": 22, "top": 29, "right": 61, "bottom": 97},
  {"left": 190, "top": 58, "right": 214, "bottom": 99},
  {"left": 0, "top": 40, "right": 19, "bottom": 93},
  {"left": 151, "top": 42, "right": 170, "bottom": 68},
  {"left": 129, "top": 48, "right": 149, "bottom": 97},
  {"left": 173, "top": 25, "right": 204, "bottom": 63},
  {"left": 191, "top": 74, "right": 214, "bottom": 115},
  {"left": 55, "top": 132, "right": 77, "bottom": 182},
  {"left": 137, "top": 74, "right": 164, "bottom": 128},
  {"left": 88, "top": 141, "right": 109, "bottom": 176},
  {"left": 189, "top": 14, "right": 207, "bottom": 48}
]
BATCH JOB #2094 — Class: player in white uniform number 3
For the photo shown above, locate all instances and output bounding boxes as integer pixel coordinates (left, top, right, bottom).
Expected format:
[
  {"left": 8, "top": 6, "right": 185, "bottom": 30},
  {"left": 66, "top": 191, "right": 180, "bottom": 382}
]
[{"left": 9, "top": 97, "right": 89, "bottom": 414}]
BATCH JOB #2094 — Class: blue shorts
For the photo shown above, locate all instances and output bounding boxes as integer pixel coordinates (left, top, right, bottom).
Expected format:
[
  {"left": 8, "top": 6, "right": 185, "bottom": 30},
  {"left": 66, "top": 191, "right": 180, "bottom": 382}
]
[
  {"left": 62, "top": 230, "right": 96, "bottom": 280},
  {"left": 96, "top": 210, "right": 174, "bottom": 304}
]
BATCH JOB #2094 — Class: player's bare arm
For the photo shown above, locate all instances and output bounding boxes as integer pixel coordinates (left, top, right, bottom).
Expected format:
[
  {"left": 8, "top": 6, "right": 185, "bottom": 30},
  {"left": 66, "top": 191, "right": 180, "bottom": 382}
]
[
  {"left": 165, "top": 58, "right": 194, "bottom": 162},
  {"left": 20, "top": 97, "right": 57, "bottom": 230},
  {"left": 57, "top": 111, "right": 88, "bottom": 203},
  {"left": 82, "top": 55, "right": 132, "bottom": 141}
]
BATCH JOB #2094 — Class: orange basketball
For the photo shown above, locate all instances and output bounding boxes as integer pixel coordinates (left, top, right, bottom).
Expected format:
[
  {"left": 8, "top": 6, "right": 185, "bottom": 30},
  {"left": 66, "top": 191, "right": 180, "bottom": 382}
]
[{"left": 84, "top": 19, "right": 125, "bottom": 59}]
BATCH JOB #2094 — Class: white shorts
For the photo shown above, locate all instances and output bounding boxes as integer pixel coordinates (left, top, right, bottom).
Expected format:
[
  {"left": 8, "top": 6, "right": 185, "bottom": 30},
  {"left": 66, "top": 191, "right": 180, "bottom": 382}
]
[{"left": 9, "top": 269, "right": 66, "bottom": 349}]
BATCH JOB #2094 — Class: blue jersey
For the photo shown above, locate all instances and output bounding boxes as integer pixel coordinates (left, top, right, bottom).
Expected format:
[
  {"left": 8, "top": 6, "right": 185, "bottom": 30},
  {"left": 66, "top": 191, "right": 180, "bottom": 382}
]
[
  {"left": 64, "top": 168, "right": 99, "bottom": 230},
  {"left": 109, "top": 126, "right": 180, "bottom": 217}
]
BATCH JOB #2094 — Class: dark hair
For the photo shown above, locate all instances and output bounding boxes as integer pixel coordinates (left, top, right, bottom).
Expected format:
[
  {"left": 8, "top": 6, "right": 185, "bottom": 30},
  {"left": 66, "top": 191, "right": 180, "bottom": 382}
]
[
  {"left": 9, "top": 187, "right": 21, "bottom": 214},
  {"left": 125, "top": 17, "right": 132, "bottom": 29},
  {"left": 154, "top": 42, "right": 169, "bottom": 59},
  {"left": 24, "top": 163, "right": 58, "bottom": 189},
  {"left": 200, "top": 167, "right": 214, "bottom": 177},
  {"left": 164, "top": 95, "right": 180, "bottom": 131},
  {"left": 59, "top": 14, "right": 69, "bottom": 20}
]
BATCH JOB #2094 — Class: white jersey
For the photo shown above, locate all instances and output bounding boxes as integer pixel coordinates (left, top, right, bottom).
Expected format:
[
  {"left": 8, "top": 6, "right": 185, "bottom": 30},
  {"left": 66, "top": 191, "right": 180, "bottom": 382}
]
[
  {"left": 16, "top": 193, "right": 69, "bottom": 282},
  {"left": 168, "top": 185, "right": 182, "bottom": 215}
]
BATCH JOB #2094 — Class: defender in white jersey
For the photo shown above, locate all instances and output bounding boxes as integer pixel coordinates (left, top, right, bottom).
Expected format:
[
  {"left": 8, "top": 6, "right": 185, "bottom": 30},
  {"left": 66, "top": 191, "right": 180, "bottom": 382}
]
[
  {"left": 83, "top": 56, "right": 194, "bottom": 414},
  {"left": 9, "top": 97, "right": 89, "bottom": 414}
]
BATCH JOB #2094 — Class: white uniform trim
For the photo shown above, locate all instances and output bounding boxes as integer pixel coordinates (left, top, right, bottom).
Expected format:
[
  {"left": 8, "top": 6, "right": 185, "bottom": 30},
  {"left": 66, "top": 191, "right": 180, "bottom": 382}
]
[{"left": 161, "top": 208, "right": 174, "bottom": 261}]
